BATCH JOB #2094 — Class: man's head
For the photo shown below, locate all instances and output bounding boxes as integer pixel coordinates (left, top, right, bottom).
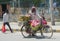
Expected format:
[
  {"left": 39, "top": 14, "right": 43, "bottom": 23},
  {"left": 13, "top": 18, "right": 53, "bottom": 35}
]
[
  {"left": 5, "top": 10, "right": 9, "bottom": 13},
  {"left": 31, "top": 6, "right": 36, "bottom": 14}
]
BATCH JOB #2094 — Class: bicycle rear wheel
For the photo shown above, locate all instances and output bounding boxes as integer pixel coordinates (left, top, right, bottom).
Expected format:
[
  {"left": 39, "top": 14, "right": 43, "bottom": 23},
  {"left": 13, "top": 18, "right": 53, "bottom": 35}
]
[
  {"left": 21, "top": 25, "right": 31, "bottom": 38},
  {"left": 42, "top": 25, "right": 53, "bottom": 38}
]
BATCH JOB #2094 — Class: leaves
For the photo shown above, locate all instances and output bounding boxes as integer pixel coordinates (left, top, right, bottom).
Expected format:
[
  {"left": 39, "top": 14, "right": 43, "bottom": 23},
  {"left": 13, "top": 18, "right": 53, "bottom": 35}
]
[
  {"left": 20, "top": 0, "right": 45, "bottom": 7},
  {"left": 0, "top": 0, "right": 11, "bottom": 2},
  {"left": 56, "top": 0, "right": 60, "bottom": 2}
]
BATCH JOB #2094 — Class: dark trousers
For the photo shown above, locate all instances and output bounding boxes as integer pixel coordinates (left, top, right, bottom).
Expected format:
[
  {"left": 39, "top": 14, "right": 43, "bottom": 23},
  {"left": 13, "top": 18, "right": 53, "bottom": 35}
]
[{"left": 3, "top": 22, "right": 13, "bottom": 32}]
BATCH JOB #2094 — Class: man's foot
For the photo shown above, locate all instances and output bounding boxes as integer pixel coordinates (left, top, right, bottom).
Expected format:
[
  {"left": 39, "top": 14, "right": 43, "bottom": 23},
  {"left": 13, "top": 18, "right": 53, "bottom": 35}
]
[
  {"left": 32, "top": 34, "right": 36, "bottom": 36},
  {"left": 28, "top": 34, "right": 31, "bottom": 36},
  {"left": 11, "top": 31, "right": 13, "bottom": 33}
]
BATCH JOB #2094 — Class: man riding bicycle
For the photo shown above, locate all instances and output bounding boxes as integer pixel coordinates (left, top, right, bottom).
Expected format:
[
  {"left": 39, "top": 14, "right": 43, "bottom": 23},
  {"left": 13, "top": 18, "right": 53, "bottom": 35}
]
[{"left": 28, "top": 6, "right": 45, "bottom": 36}]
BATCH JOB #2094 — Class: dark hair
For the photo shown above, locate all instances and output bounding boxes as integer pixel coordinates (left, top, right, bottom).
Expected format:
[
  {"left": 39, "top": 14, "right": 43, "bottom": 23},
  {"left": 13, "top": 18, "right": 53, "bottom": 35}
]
[{"left": 5, "top": 10, "right": 9, "bottom": 13}]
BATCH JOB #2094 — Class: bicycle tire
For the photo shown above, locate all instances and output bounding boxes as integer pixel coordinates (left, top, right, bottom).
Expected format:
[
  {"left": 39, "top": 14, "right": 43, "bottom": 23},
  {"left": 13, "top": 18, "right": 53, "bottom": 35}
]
[
  {"left": 42, "top": 25, "right": 53, "bottom": 38},
  {"left": 21, "top": 25, "right": 31, "bottom": 38}
]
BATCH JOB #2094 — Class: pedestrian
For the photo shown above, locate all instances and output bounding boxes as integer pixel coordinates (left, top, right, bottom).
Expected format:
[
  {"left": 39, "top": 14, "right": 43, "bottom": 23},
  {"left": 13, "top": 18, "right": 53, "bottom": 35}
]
[{"left": 3, "top": 10, "right": 13, "bottom": 33}]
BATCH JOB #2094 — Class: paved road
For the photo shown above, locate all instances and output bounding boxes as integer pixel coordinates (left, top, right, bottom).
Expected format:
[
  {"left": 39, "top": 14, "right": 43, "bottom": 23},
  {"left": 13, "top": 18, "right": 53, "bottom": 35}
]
[
  {"left": 0, "top": 22, "right": 20, "bottom": 29},
  {"left": 0, "top": 22, "right": 60, "bottom": 29},
  {"left": 0, "top": 31, "right": 60, "bottom": 41},
  {"left": 0, "top": 22, "right": 60, "bottom": 32}
]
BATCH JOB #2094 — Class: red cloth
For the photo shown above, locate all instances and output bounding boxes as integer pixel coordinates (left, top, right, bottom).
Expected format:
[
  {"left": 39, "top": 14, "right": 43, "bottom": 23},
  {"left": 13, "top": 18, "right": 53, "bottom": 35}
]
[
  {"left": 42, "top": 20, "right": 47, "bottom": 24},
  {"left": 2, "top": 24, "right": 6, "bottom": 33}
]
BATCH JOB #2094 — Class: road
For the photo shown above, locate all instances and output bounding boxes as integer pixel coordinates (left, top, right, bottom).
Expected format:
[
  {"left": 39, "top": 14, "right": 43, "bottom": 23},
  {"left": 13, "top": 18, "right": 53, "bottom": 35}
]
[
  {"left": 0, "top": 22, "right": 60, "bottom": 41},
  {"left": 0, "top": 31, "right": 60, "bottom": 41},
  {"left": 0, "top": 22, "right": 60, "bottom": 30}
]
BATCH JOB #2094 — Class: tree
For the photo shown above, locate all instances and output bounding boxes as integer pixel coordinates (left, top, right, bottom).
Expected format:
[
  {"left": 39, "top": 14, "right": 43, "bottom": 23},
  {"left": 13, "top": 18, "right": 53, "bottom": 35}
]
[
  {"left": 32, "top": 0, "right": 41, "bottom": 7},
  {"left": 56, "top": 0, "right": 60, "bottom": 2},
  {"left": 0, "top": 0, "right": 11, "bottom": 2},
  {"left": 20, "top": 0, "right": 32, "bottom": 8},
  {"left": 20, "top": 0, "right": 46, "bottom": 7}
]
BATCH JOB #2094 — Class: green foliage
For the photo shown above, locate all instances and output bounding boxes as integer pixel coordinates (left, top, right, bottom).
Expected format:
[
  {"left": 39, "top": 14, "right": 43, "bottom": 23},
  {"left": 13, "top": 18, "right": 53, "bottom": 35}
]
[
  {"left": 20, "top": 0, "right": 31, "bottom": 7},
  {"left": 56, "top": 0, "right": 60, "bottom": 2},
  {"left": 20, "top": 0, "right": 45, "bottom": 7},
  {"left": 32, "top": 0, "right": 41, "bottom": 7},
  {"left": 0, "top": 0, "right": 11, "bottom": 2}
]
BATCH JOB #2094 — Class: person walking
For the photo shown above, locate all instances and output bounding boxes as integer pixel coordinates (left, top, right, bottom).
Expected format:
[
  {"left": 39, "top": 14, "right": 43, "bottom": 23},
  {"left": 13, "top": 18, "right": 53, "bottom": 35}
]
[{"left": 3, "top": 10, "right": 13, "bottom": 33}]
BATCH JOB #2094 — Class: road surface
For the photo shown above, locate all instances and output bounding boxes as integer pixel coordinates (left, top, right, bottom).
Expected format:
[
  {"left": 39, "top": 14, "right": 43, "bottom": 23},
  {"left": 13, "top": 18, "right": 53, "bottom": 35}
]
[{"left": 0, "top": 31, "right": 60, "bottom": 41}]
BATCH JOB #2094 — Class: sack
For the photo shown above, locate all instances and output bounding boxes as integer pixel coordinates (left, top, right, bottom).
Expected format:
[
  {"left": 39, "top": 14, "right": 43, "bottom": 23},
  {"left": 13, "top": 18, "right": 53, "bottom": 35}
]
[
  {"left": 2, "top": 24, "right": 6, "bottom": 33},
  {"left": 30, "top": 20, "right": 41, "bottom": 31},
  {"left": 31, "top": 25, "right": 41, "bottom": 31},
  {"left": 30, "top": 20, "right": 40, "bottom": 27}
]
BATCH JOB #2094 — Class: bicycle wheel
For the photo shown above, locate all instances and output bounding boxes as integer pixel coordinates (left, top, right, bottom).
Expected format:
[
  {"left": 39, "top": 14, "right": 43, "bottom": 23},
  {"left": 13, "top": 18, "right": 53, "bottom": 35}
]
[
  {"left": 21, "top": 25, "right": 31, "bottom": 38},
  {"left": 42, "top": 25, "right": 53, "bottom": 38}
]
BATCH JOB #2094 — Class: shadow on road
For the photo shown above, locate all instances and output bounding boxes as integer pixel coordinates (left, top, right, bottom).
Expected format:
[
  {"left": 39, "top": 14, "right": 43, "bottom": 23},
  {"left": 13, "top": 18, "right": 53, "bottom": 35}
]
[
  {"left": 22, "top": 35, "right": 51, "bottom": 39},
  {"left": 23, "top": 35, "right": 56, "bottom": 39}
]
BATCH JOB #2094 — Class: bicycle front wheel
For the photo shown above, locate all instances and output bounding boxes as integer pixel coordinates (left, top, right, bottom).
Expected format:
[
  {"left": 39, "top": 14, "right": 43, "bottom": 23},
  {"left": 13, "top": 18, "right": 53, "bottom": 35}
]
[{"left": 42, "top": 25, "right": 53, "bottom": 38}]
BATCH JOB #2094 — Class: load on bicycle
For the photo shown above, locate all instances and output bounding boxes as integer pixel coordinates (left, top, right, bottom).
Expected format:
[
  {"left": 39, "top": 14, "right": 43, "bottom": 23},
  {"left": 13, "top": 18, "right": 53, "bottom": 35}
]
[{"left": 19, "top": 6, "right": 53, "bottom": 38}]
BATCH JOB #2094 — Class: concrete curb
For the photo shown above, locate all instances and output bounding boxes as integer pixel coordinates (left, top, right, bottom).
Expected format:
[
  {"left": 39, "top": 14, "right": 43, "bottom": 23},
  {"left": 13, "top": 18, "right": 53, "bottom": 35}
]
[
  {"left": 0, "top": 29, "right": 20, "bottom": 31},
  {"left": 0, "top": 29, "right": 60, "bottom": 32},
  {"left": 53, "top": 30, "right": 60, "bottom": 32}
]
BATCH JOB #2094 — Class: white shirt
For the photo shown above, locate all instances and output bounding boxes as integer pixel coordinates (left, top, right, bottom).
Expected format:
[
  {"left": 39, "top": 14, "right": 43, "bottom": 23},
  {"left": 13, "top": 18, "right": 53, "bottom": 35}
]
[{"left": 3, "top": 13, "right": 9, "bottom": 22}]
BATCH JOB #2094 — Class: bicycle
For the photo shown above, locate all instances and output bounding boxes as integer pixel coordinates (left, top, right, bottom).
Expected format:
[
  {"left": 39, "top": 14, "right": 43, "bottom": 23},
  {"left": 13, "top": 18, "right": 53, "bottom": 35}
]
[{"left": 20, "top": 16, "right": 53, "bottom": 38}]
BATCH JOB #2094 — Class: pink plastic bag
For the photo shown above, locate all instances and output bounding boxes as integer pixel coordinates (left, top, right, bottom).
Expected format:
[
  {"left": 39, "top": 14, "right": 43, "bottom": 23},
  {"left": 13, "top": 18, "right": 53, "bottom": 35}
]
[{"left": 30, "top": 20, "right": 40, "bottom": 27}]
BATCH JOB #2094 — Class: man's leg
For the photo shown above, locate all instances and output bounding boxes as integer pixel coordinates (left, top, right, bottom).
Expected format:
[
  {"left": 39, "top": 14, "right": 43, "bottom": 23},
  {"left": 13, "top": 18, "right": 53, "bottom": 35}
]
[{"left": 6, "top": 22, "right": 13, "bottom": 33}]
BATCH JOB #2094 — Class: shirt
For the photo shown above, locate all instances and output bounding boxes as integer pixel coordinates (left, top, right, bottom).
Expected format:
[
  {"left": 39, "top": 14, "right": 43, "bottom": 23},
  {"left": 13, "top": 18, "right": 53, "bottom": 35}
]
[{"left": 3, "top": 13, "right": 9, "bottom": 22}]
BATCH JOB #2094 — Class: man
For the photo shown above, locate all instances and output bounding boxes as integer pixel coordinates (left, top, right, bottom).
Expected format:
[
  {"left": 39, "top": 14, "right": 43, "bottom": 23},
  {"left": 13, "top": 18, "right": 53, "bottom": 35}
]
[{"left": 3, "top": 10, "right": 13, "bottom": 33}]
